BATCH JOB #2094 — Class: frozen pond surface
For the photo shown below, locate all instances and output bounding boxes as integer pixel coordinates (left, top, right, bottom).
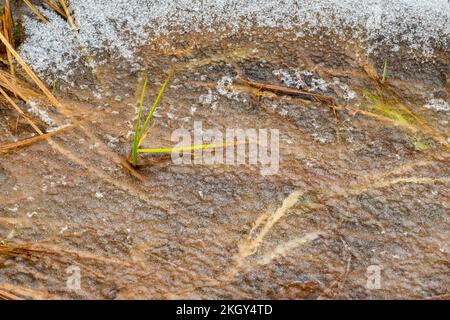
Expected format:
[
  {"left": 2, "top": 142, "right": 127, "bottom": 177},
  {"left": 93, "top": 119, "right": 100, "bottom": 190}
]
[{"left": 0, "top": 1, "right": 448, "bottom": 299}]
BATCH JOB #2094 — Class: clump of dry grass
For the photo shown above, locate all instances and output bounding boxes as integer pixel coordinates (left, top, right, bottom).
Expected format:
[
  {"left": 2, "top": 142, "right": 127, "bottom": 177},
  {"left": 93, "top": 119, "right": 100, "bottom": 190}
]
[
  {"left": 0, "top": 0, "right": 76, "bottom": 48},
  {"left": 0, "top": 31, "right": 65, "bottom": 110},
  {"left": 0, "top": 1, "right": 81, "bottom": 152},
  {"left": 0, "top": 1, "right": 72, "bottom": 111},
  {"left": 0, "top": 1, "right": 77, "bottom": 130},
  {"left": 0, "top": 69, "right": 41, "bottom": 101},
  {"left": 22, "top": 0, "right": 76, "bottom": 27}
]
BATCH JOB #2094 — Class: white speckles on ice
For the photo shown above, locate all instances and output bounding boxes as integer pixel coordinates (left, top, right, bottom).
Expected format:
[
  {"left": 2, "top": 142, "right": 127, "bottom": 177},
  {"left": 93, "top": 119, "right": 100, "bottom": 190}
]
[
  {"left": 7, "top": 229, "right": 15, "bottom": 239},
  {"left": 273, "top": 69, "right": 306, "bottom": 89},
  {"left": 19, "top": 1, "right": 450, "bottom": 83},
  {"left": 104, "top": 134, "right": 119, "bottom": 148},
  {"left": 199, "top": 88, "right": 219, "bottom": 110},
  {"left": 423, "top": 99, "right": 450, "bottom": 112},
  {"left": 217, "top": 76, "right": 240, "bottom": 101},
  {"left": 332, "top": 78, "right": 357, "bottom": 101},
  {"left": 26, "top": 211, "right": 38, "bottom": 218},
  {"left": 7, "top": 205, "right": 18, "bottom": 212},
  {"left": 27, "top": 101, "right": 57, "bottom": 128},
  {"left": 273, "top": 68, "right": 357, "bottom": 100},
  {"left": 95, "top": 191, "right": 104, "bottom": 199},
  {"left": 59, "top": 225, "right": 68, "bottom": 234},
  {"left": 46, "top": 123, "right": 70, "bottom": 133}
]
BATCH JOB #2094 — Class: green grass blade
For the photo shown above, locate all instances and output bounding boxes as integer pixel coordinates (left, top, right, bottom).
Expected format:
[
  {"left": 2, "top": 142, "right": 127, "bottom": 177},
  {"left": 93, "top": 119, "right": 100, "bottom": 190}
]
[
  {"left": 138, "top": 144, "right": 218, "bottom": 154},
  {"left": 138, "top": 141, "right": 246, "bottom": 154},
  {"left": 131, "top": 78, "right": 148, "bottom": 166},
  {"left": 137, "top": 67, "right": 175, "bottom": 145},
  {"left": 381, "top": 59, "right": 388, "bottom": 83}
]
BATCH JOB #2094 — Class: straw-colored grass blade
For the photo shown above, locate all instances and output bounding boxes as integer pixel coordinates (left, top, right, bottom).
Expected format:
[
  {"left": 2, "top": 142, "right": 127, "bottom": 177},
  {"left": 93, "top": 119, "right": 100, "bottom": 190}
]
[
  {"left": 0, "top": 86, "right": 43, "bottom": 134},
  {"left": 43, "top": 0, "right": 68, "bottom": 19},
  {"left": 0, "top": 31, "right": 66, "bottom": 112},
  {"left": 0, "top": 121, "right": 80, "bottom": 154},
  {"left": 0, "top": 69, "right": 41, "bottom": 102},
  {"left": 0, "top": 288, "right": 23, "bottom": 300},
  {"left": 2, "top": 5, "right": 15, "bottom": 77},
  {"left": 58, "top": 0, "right": 78, "bottom": 32},
  {"left": 4, "top": 0, "right": 14, "bottom": 47},
  {"left": 16, "top": 0, "right": 25, "bottom": 44},
  {"left": 381, "top": 60, "right": 388, "bottom": 83},
  {"left": 23, "top": 0, "right": 49, "bottom": 24}
]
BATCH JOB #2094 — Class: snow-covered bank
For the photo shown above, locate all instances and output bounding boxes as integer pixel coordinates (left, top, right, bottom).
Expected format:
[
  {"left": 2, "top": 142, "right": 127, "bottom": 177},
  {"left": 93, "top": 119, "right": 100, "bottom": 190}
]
[{"left": 19, "top": 0, "right": 450, "bottom": 82}]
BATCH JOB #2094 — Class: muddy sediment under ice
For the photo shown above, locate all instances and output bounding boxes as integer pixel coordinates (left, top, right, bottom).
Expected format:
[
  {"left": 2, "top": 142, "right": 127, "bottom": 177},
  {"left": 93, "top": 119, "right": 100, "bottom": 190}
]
[{"left": 0, "top": 1, "right": 449, "bottom": 299}]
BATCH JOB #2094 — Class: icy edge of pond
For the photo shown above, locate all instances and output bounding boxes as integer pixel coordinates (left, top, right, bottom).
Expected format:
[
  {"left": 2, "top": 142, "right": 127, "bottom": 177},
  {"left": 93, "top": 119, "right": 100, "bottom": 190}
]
[{"left": 19, "top": 0, "right": 450, "bottom": 83}]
